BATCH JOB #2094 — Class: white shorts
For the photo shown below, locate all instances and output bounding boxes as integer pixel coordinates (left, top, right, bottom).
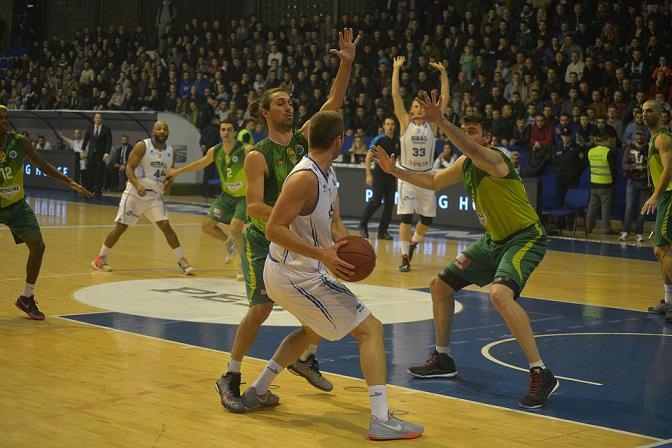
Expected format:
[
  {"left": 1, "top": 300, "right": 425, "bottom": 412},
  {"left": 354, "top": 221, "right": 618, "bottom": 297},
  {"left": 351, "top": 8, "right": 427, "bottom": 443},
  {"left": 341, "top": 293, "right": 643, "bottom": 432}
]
[
  {"left": 114, "top": 186, "right": 168, "bottom": 225},
  {"left": 397, "top": 179, "right": 437, "bottom": 217},
  {"left": 263, "top": 257, "right": 371, "bottom": 341}
]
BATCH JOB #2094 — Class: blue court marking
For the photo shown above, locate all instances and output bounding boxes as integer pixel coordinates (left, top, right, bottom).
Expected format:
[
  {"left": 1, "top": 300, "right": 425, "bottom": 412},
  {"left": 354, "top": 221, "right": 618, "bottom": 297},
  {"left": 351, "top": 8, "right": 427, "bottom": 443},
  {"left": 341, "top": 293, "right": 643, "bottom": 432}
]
[{"left": 62, "top": 289, "right": 672, "bottom": 440}]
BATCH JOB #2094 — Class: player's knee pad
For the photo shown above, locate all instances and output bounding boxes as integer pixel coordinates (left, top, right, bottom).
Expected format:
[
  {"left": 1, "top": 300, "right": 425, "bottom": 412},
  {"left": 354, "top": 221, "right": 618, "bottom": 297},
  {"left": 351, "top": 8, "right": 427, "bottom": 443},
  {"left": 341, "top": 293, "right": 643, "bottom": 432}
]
[
  {"left": 400, "top": 214, "right": 414, "bottom": 224},
  {"left": 436, "top": 268, "right": 470, "bottom": 292},
  {"left": 420, "top": 215, "right": 434, "bottom": 226},
  {"left": 492, "top": 276, "right": 520, "bottom": 299}
]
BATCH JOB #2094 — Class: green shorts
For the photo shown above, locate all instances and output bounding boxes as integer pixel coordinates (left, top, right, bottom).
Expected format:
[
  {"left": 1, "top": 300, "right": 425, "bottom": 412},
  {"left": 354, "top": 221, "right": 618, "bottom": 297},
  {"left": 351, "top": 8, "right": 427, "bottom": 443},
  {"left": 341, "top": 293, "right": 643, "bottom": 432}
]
[
  {"left": 440, "top": 222, "right": 547, "bottom": 297},
  {"left": 240, "top": 225, "right": 273, "bottom": 306},
  {"left": 654, "top": 190, "right": 672, "bottom": 246},
  {"left": 207, "top": 192, "right": 246, "bottom": 224},
  {"left": 0, "top": 200, "right": 41, "bottom": 244}
]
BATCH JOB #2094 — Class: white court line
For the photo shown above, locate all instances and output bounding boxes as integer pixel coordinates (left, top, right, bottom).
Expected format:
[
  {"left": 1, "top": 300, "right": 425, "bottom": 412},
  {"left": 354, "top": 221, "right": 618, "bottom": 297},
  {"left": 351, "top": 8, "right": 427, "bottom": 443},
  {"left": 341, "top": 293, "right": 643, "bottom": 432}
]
[
  {"left": 53, "top": 314, "right": 665, "bottom": 443},
  {"left": 37, "top": 222, "right": 202, "bottom": 229},
  {"left": 482, "top": 332, "right": 672, "bottom": 386}
]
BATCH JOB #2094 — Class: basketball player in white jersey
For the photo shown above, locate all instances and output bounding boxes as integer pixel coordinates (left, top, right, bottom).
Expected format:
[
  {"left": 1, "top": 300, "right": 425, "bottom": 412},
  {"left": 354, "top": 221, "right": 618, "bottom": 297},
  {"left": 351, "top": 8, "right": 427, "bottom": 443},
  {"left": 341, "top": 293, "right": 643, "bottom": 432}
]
[
  {"left": 392, "top": 56, "right": 450, "bottom": 272},
  {"left": 90, "top": 121, "right": 194, "bottom": 274},
  {"left": 238, "top": 111, "right": 423, "bottom": 441}
]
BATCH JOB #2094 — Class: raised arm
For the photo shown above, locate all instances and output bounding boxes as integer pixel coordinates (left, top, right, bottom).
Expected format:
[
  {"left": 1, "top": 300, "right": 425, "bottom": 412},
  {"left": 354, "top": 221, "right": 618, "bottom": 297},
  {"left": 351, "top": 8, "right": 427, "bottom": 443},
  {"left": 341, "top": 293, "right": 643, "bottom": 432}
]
[
  {"left": 391, "top": 56, "right": 410, "bottom": 132},
  {"left": 416, "top": 91, "right": 509, "bottom": 177},
  {"left": 300, "top": 28, "right": 359, "bottom": 136}
]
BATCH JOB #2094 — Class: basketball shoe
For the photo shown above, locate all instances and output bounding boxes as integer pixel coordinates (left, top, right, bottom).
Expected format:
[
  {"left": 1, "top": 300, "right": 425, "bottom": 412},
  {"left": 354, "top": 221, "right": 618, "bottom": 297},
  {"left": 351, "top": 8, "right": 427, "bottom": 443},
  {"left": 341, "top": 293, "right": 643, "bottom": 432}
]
[
  {"left": 215, "top": 372, "right": 245, "bottom": 413},
  {"left": 367, "top": 414, "right": 424, "bottom": 440},
  {"left": 407, "top": 351, "right": 457, "bottom": 378},
  {"left": 241, "top": 386, "right": 280, "bottom": 410},
  {"left": 518, "top": 367, "right": 559, "bottom": 408},
  {"left": 91, "top": 255, "right": 112, "bottom": 271},
  {"left": 287, "top": 354, "right": 333, "bottom": 391},
  {"left": 648, "top": 300, "right": 671, "bottom": 314},
  {"left": 399, "top": 255, "right": 411, "bottom": 272},
  {"left": 224, "top": 238, "right": 236, "bottom": 263},
  {"left": 15, "top": 295, "right": 45, "bottom": 320},
  {"left": 178, "top": 258, "right": 194, "bottom": 275}
]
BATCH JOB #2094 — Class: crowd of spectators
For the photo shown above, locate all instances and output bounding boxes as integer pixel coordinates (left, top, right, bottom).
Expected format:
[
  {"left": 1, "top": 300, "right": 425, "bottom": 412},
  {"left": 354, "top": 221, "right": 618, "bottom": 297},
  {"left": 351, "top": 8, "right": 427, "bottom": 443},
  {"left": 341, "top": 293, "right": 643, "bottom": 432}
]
[{"left": 2, "top": 0, "right": 672, "bottom": 168}]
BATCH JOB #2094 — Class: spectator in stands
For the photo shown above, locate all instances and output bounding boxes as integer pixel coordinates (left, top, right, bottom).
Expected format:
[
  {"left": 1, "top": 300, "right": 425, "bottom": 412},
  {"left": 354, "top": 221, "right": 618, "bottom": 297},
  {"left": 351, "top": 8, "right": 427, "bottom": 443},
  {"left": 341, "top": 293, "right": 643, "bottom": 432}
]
[
  {"left": 34, "top": 135, "right": 52, "bottom": 151},
  {"left": 620, "top": 127, "right": 649, "bottom": 242},
  {"left": 60, "top": 129, "right": 86, "bottom": 185}
]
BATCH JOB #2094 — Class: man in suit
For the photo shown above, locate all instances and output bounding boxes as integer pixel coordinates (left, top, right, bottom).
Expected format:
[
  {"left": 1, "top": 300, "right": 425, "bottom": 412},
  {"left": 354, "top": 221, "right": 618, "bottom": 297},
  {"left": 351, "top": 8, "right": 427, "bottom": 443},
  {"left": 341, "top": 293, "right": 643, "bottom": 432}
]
[
  {"left": 113, "top": 135, "right": 133, "bottom": 192},
  {"left": 82, "top": 113, "right": 112, "bottom": 198}
]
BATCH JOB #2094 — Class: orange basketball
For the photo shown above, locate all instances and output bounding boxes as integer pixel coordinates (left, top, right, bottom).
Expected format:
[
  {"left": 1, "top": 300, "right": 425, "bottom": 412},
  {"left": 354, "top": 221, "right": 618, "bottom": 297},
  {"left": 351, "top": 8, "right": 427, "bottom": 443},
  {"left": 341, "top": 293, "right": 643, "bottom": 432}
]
[{"left": 336, "top": 235, "right": 377, "bottom": 281}]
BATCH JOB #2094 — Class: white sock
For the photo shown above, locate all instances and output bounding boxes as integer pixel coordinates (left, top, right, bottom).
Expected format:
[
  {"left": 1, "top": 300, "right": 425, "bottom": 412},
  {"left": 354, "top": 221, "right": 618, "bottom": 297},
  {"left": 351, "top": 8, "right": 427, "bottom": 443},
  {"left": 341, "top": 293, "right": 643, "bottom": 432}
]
[
  {"left": 22, "top": 283, "right": 35, "bottom": 297},
  {"left": 99, "top": 244, "right": 110, "bottom": 257},
  {"left": 299, "top": 344, "right": 317, "bottom": 362},
  {"left": 400, "top": 241, "right": 410, "bottom": 256},
  {"left": 252, "top": 360, "right": 283, "bottom": 394},
  {"left": 368, "top": 385, "right": 389, "bottom": 420},
  {"left": 412, "top": 232, "right": 424, "bottom": 243},
  {"left": 173, "top": 247, "right": 185, "bottom": 260},
  {"left": 664, "top": 284, "right": 672, "bottom": 303},
  {"left": 436, "top": 345, "right": 450, "bottom": 355},
  {"left": 227, "top": 360, "right": 242, "bottom": 373},
  {"left": 529, "top": 360, "right": 545, "bottom": 370}
]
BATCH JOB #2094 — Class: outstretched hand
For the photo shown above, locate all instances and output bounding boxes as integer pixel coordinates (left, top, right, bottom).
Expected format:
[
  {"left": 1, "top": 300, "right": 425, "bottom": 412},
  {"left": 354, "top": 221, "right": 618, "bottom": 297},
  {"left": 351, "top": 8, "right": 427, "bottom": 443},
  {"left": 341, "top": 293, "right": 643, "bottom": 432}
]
[
  {"left": 321, "top": 239, "right": 356, "bottom": 281},
  {"left": 330, "top": 28, "right": 360, "bottom": 64},
  {"left": 370, "top": 145, "right": 396, "bottom": 175},
  {"left": 415, "top": 90, "right": 444, "bottom": 124},
  {"left": 70, "top": 180, "right": 93, "bottom": 198}
]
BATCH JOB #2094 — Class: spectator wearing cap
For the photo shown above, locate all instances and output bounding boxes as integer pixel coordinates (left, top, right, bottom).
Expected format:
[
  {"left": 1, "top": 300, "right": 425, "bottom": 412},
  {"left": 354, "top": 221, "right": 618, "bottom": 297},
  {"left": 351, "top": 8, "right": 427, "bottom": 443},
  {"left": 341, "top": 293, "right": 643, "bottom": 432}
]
[
  {"left": 551, "top": 127, "right": 587, "bottom": 210},
  {"left": 620, "top": 127, "right": 649, "bottom": 242},
  {"left": 586, "top": 126, "right": 619, "bottom": 235}
]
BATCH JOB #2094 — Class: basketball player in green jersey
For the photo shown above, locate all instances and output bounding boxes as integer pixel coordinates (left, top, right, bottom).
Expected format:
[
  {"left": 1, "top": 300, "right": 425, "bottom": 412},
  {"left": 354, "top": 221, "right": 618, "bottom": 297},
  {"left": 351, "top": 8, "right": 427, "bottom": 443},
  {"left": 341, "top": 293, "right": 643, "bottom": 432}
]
[
  {"left": 641, "top": 99, "right": 672, "bottom": 324},
  {"left": 215, "top": 28, "right": 360, "bottom": 412},
  {"left": 0, "top": 105, "right": 92, "bottom": 320},
  {"left": 372, "top": 91, "right": 559, "bottom": 409},
  {"left": 167, "top": 118, "right": 252, "bottom": 269}
]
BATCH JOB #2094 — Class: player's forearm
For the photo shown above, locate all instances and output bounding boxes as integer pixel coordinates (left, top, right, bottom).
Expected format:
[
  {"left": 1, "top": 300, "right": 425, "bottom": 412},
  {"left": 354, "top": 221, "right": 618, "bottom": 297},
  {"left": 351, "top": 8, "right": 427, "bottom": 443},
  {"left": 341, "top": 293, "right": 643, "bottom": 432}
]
[
  {"left": 266, "top": 225, "right": 325, "bottom": 260},
  {"left": 389, "top": 166, "right": 437, "bottom": 190},
  {"left": 323, "top": 60, "right": 352, "bottom": 110},
  {"left": 247, "top": 201, "right": 274, "bottom": 221},
  {"left": 331, "top": 217, "right": 349, "bottom": 241}
]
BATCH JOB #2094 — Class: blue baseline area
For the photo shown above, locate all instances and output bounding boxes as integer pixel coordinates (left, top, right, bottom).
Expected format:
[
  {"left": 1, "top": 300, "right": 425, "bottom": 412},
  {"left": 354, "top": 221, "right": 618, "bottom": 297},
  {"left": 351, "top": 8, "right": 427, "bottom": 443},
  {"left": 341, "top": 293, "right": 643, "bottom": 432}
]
[{"left": 63, "top": 290, "right": 672, "bottom": 440}]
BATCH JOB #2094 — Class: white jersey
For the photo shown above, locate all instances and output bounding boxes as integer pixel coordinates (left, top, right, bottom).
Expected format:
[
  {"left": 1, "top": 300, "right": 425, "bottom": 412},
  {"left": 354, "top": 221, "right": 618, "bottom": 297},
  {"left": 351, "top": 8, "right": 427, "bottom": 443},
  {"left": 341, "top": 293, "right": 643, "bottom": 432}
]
[
  {"left": 133, "top": 138, "right": 173, "bottom": 193},
  {"left": 268, "top": 155, "right": 339, "bottom": 272},
  {"left": 399, "top": 120, "right": 436, "bottom": 172}
]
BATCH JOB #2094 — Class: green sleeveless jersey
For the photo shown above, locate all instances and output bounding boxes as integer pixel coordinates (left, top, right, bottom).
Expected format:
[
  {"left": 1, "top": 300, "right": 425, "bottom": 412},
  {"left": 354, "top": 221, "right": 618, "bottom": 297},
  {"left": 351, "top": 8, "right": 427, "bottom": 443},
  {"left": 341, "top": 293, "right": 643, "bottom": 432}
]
[
  {"left": 213, "top": 141, "right": 247, "bottom": 198},
  {"left": 0, "top": 132, "right": 27, "bottom": 208},
  {"left": 250, "top": 129, "right": 308, "bottom": 231},
  {"left": 462, "top": 149, "right": 539, "bottom": 241},
  {"left": 648, "top": 127, "right": 672, "bottom": 192}
]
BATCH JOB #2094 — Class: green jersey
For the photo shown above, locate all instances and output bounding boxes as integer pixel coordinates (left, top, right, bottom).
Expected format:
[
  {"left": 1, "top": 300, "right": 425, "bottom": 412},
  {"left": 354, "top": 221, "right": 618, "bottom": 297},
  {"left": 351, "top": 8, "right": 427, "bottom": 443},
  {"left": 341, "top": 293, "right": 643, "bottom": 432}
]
[
  {"left": 462, "top": 149, "right": 539, "bottom": 241},
  {"left": 0, "top": 132, "right": 27, "bottom": 208},
  {"left": 648, "top": 127, "right": 672, "bottom": 192},
  {"left": 250, "top": 129, "right": 308, "bottom": 231},
  {"left": 213, "top": 141, "right": 247, "bottom": 198}
]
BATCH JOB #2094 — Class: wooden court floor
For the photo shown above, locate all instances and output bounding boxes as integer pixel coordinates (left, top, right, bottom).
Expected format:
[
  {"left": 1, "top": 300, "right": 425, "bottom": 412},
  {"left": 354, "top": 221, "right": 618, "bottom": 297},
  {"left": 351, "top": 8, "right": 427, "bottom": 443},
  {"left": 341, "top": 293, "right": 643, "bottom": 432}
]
[{"left": 0, "top": 192, "right": 668, "bottom": 447}]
